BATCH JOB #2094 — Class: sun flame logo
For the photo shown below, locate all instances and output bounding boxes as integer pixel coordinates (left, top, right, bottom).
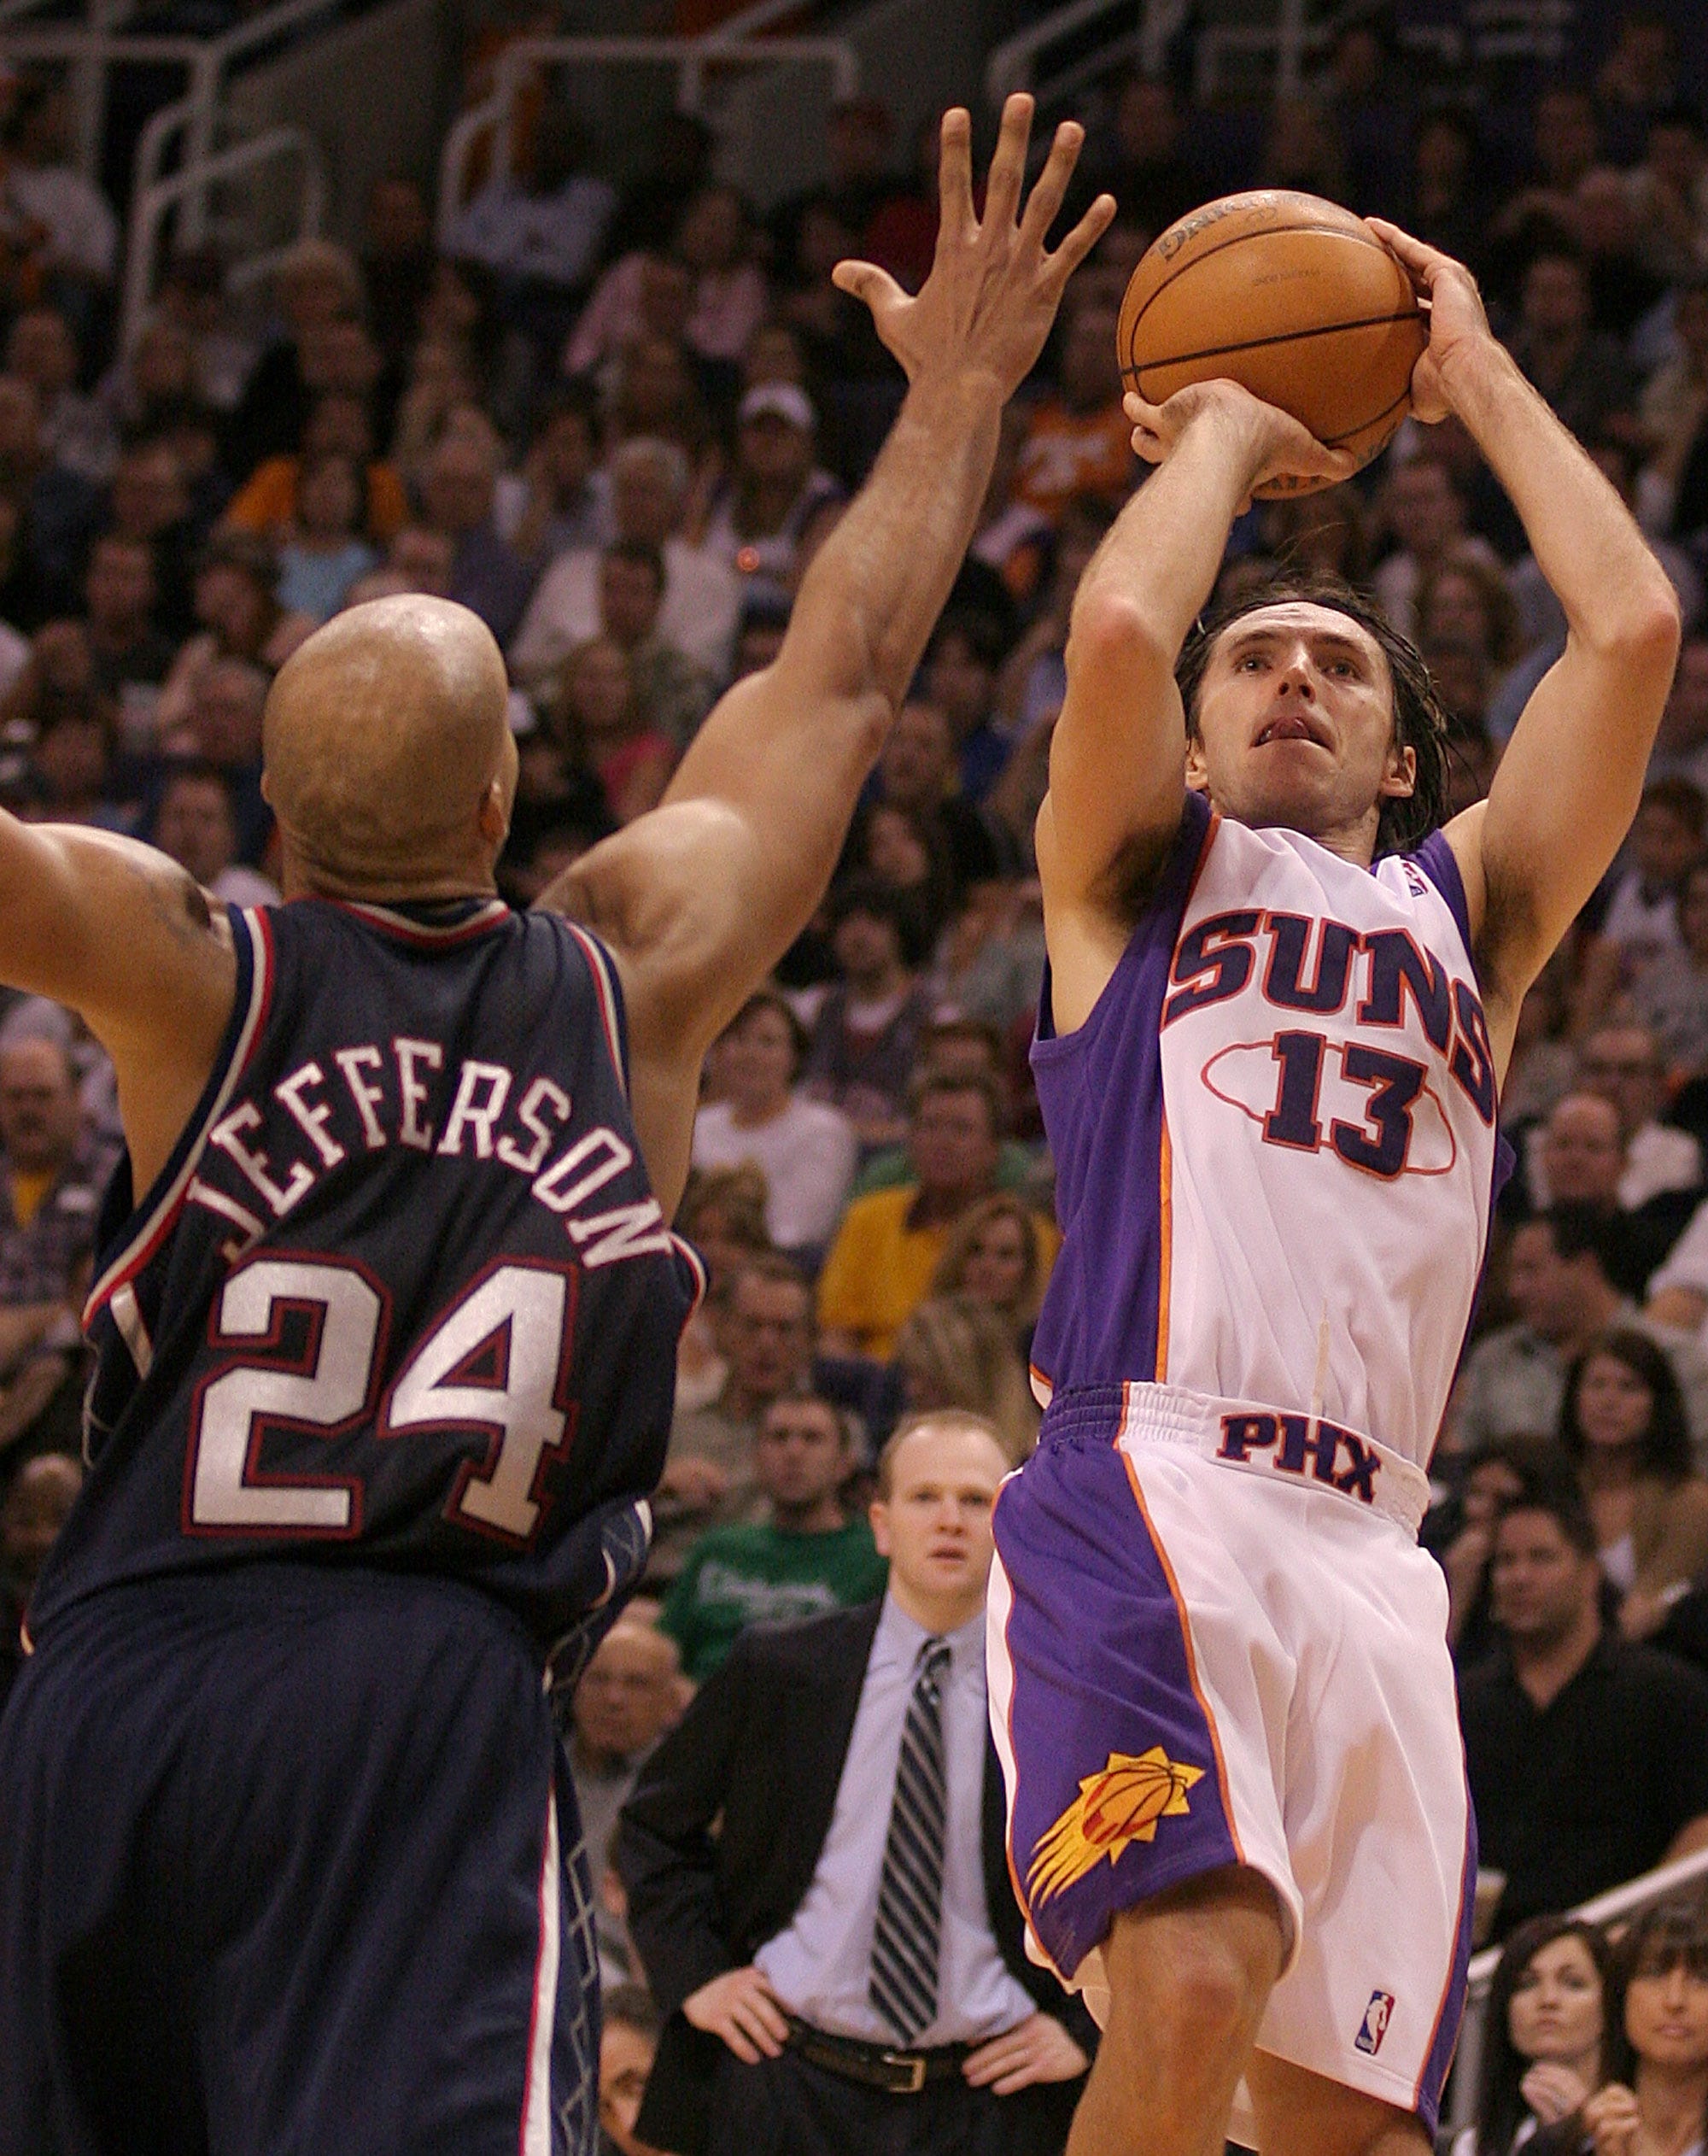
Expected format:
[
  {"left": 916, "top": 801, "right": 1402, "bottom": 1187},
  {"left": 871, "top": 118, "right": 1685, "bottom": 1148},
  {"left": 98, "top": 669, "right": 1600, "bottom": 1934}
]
[{"left": 1026, "top": 1747, "right": 1205, "bottom": 1907}]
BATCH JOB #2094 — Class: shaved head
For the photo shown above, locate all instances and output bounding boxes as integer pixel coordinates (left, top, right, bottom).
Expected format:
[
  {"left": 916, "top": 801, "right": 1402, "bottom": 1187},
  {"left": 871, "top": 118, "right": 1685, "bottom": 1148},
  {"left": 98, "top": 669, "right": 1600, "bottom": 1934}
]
[{"left": 262, "top": 595, "right": 516, "bottom": 897}]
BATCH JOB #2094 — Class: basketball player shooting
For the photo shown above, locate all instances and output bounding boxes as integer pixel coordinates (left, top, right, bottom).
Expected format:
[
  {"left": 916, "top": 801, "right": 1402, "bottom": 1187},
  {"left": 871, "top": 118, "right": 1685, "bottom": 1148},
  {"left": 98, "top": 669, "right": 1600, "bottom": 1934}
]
[
  {"left": 986, "top": 224, "right": 1682, "bottom": 2155},
  {"left": 0, "top": 99, "right": 1110, "bottom": 2156}
]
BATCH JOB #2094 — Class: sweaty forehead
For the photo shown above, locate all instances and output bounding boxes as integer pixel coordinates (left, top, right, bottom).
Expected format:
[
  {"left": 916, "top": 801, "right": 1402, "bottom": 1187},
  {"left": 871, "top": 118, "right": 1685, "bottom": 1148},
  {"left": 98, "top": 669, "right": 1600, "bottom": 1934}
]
[{"left": 1213, "top": 601, "right": 1386, "bottom": 668}]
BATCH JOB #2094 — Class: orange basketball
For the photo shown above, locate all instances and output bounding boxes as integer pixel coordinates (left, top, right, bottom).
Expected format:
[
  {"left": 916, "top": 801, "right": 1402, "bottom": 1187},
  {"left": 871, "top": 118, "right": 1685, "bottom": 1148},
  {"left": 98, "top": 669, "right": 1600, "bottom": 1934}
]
[{"left": 1116, "top": 191, "right": 1427, "bottom": 495}]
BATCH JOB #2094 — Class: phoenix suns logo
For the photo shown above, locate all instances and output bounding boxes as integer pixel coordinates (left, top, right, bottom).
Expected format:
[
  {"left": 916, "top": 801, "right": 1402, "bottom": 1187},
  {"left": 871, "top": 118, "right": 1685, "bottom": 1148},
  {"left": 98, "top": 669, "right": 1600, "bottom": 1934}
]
[{"left": 1027, "top": 1746, "right": 1205, "bottom": 1905}]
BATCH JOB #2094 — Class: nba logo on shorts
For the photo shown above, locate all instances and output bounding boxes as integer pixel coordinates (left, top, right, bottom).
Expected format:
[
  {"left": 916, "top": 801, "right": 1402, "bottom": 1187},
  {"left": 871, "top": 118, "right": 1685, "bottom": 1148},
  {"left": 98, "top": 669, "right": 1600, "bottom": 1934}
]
[{"left": 1355, "top": 1990, "right": 1395, "bottom": 2056}]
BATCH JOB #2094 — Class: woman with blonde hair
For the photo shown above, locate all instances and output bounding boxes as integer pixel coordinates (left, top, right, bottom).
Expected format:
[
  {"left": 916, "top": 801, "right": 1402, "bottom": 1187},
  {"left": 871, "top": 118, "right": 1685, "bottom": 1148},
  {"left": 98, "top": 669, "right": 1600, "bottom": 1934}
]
[
  {"left": 931, "top": 1191, "right": 1050, "bottom": 1359},
  {"left": 892, "top": 1292, "right": 1040, "bottom": 1466}
]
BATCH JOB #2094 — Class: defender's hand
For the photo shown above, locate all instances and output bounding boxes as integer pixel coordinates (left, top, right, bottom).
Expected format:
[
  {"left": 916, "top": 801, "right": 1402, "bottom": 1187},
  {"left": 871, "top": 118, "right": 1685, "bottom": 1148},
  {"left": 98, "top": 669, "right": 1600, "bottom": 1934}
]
[
  {"left": 1124, "top": 380, "right": 1357, "bottom": 506},
  {"left": 1364, "top": 219, "right": 1494, "bottom": 425},
  {"left": 682, "top": 1966, "right": 790, "bottom": 2064},
  {"left": 832, "top": 96, "right": 1114, "bottom": 398}
]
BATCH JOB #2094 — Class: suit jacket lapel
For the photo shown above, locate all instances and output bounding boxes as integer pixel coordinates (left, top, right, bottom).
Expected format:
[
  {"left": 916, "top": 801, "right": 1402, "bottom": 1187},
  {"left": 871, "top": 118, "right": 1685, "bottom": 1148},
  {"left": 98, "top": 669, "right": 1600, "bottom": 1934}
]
[{"left": 786, "top": 1600, "right": 884, "bottom": 1888}]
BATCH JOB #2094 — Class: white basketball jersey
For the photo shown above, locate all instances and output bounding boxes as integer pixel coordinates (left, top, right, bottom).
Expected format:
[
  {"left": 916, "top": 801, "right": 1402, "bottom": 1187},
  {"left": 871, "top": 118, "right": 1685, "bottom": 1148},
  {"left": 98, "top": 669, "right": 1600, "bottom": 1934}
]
[{"left": 1029, "top": 795, "right": 1502, "bottom": 1470}]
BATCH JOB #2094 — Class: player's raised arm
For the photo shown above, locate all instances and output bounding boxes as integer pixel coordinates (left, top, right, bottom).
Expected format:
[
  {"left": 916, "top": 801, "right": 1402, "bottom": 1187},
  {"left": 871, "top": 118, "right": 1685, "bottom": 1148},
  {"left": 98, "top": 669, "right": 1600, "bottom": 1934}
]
[
  {"left": 545, "top": 97, "right": 1112, "bottom": 1202},
  {"left": 1036, "top": 383, "right": 1356, "bottom": 1034},
  {"left": 0, "top": 817, "right": 234, "bottom": 1189},
  {"left": 1369, "top": 220, "right": 1683, "bottom": 1069}
]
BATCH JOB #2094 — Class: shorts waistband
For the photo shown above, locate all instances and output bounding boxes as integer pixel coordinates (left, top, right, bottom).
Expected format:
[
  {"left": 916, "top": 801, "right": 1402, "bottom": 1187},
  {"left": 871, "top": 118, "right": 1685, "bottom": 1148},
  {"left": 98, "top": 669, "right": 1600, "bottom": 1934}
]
[{"left": 1046, "top": 1381, "right": 1428, "bottom": 1537}]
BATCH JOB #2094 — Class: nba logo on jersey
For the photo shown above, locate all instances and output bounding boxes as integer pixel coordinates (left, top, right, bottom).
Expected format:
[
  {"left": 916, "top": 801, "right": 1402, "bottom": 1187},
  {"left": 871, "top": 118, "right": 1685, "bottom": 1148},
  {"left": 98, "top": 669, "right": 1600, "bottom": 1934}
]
[{"left": 1355, "top": 1991, "right": 1395, "bottom": 2056}]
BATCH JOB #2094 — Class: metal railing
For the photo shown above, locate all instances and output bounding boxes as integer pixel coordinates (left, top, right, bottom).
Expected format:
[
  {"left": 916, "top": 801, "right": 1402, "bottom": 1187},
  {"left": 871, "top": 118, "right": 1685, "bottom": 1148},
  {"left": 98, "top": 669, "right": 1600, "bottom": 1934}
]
[
  {"left": 120, "top": 120, "right": 323, "bottom": 352},
  {"left": 1445, "top": 1843, "right": 1708, "bottom": 2138},
  {"left": 436, "top": 32, "right": 860, "bottom": 248}
]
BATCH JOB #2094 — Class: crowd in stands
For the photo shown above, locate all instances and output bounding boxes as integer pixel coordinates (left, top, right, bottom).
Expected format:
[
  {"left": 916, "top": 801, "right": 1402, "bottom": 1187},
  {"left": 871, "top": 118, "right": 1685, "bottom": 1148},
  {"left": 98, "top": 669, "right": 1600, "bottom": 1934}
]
[{"left": 14, "top": 6, "right": 1708, "bottom": 2146}]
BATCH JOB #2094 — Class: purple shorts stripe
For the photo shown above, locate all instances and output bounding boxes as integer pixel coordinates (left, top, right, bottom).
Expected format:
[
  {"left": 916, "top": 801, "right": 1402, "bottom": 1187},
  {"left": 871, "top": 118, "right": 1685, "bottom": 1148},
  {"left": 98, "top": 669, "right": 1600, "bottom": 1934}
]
[
  {"left": 1414, "top": 1784, "right": 1477, "bottom": 2135},
  {"left": 992, "top": 1392, "right": 1239, "bottom": 1983}
]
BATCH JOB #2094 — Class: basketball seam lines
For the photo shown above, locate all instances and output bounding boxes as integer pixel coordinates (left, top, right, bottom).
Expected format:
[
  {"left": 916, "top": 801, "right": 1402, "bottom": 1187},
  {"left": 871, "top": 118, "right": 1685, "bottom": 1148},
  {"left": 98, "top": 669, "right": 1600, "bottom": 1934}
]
[
  {"left": 1125, "top": 219, "right": 1418, "bottom": 349},
  {"left": 1123, "top": 310, "right": 1424, "bottom": 380}
]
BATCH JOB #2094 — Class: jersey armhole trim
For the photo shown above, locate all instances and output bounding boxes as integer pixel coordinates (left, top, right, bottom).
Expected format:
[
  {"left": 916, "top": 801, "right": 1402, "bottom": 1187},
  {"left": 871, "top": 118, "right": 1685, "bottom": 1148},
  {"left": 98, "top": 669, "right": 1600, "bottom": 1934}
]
[
  {"left": 561, "top": 920, "right": 630, "bottom": 1100},
  {"left": 1032, "top": 793, "right": 1215, "bottom": 1063},
  {"left": 1407, "top": 829, "right": 1476, "bottom": 973},
  {"left": 84, "top": 905, "right": 272, "bottom": 1325}
]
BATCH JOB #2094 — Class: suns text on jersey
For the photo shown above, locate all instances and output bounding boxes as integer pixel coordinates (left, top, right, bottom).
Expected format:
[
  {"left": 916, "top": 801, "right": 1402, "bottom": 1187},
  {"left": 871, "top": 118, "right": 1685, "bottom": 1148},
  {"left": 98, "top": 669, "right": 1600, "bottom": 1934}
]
[{"left": 184, "top": 1038, "right": 672, "bottom": 1268}]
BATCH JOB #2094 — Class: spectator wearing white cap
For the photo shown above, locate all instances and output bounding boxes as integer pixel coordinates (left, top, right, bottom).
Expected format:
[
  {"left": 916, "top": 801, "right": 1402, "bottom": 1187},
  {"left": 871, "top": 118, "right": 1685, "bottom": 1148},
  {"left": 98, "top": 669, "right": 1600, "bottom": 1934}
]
[{"left": 702, "top": 383, "right": 844, "bottom": 598}]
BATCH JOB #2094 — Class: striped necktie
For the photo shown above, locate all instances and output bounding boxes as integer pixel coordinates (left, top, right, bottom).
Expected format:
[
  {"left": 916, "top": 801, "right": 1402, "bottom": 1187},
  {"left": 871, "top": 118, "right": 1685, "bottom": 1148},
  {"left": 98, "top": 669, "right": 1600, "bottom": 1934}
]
[{"left": 869, "top": 1636, "right": 952, "bottom": 2047}]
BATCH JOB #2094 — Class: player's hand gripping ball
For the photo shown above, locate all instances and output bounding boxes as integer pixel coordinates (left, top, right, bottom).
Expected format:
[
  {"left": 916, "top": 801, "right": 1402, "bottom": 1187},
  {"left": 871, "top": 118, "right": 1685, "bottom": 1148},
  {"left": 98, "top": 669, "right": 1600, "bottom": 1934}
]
[{"left": 1116, "top": 190, "right": 1427, "bottom": 495}]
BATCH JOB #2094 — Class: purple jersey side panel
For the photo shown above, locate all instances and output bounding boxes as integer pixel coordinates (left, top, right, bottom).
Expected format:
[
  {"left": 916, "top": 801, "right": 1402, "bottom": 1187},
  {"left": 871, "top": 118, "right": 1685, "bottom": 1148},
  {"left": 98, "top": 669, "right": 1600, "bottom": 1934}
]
[
  {"left": 1028, "top": 792, "right": 1212, "bottom": 1398},
  {"left": 1405, "top": 828, "right": 1518, "bottom": 1207}
]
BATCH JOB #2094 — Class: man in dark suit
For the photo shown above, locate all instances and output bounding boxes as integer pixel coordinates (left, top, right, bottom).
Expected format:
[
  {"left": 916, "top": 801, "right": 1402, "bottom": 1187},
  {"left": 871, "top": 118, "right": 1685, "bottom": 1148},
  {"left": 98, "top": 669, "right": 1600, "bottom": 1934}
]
[{"left": 618, "top": 1410, "right": 1094, "bottom": 2156}]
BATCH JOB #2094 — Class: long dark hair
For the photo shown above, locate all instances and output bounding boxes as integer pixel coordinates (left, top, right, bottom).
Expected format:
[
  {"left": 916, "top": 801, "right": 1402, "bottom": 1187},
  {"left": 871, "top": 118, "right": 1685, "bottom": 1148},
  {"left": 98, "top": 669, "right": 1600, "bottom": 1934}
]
[
  {"left": 1559, "top": 1327, "right": 1693, "bottom": 1485},
  {"left": 1476, "top": 1916, "right": 1616, "bottom": 2155},
  {"left": 1609, "top": 1889, "right": 1708, "bottom": 2136},
  {"left": 1174, "top": 571, "right": 1453, "bottom": 855}
]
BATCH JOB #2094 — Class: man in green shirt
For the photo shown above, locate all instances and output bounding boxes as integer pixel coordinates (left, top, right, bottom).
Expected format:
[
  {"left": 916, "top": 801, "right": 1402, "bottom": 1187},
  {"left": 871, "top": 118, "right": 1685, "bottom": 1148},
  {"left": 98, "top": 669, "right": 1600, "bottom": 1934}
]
[{"left": 661, "top": 1394, "right": 887, "bottom": 1681}]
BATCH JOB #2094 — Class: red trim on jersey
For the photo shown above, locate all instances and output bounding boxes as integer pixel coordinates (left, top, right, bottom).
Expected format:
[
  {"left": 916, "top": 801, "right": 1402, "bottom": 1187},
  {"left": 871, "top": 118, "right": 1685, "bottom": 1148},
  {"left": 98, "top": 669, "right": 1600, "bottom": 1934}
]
[
  {"left": 563, "top": 923, "right": 626, "bottom": 1096},
  {"left": 328, "top": 896, "right": 512, "bottom": 947}
]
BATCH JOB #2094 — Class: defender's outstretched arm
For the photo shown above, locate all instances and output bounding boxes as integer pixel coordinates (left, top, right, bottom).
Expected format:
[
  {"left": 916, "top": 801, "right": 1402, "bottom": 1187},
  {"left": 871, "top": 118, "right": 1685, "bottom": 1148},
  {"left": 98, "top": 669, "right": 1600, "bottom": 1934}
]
[
  {"left": 550, "top": 97, "right": 1114, "bottom": 1206},
  {"left": 1369, "top": 221, "right": 1682, "bottom": 1070}
]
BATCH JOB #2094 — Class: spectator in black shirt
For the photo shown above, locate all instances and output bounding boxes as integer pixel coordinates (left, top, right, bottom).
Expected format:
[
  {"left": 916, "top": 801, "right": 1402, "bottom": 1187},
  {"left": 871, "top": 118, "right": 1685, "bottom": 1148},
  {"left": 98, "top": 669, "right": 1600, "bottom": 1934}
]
[{"left": 1460, "top": 1479, "right": 1708, "bottom": 1939}]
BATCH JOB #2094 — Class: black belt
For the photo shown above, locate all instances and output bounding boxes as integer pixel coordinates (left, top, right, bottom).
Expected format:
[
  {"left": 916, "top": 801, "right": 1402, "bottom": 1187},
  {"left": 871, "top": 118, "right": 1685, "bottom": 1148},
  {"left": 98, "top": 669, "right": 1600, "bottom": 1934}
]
[{"left": 784, "top": 2014, "right": 972, "bottom": 2094}]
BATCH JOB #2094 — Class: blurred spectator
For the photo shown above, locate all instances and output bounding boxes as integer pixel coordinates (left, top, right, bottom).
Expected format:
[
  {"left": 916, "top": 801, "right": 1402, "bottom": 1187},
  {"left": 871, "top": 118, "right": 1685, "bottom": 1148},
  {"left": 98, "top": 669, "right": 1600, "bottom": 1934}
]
[
  {"left": 703, "top": 384, "right": 842, "bottom": 598},
  {"left": 512, "top": 436, "right": 740, "bottom": 688},
  {"left": 151, "top": 764, "right": 278, "bottom": 907},
  {"left": 1015, "top": 299, "right": 1132, "bottom": 528},
  {"left": 1459, "top": 1478, "right": 1708, "bottom": 1937},
  {"left": 873, "top": 700, "right": 1014, "bottom": 899},
  {"left": 661, "top": 1394, "right": 886, "bottom": 1681},
  {"left": 1572, "top": 167, "right": 1669, "bottom": 340},
  {"left": 1649, "top": 635, "right": 1708, "bottom": 790},
  {"left": 159, "top": 655, "right": 269, "bottom": 862},
  {"left": 359, "top": 177, "right": 435, "bottom": 376},
  {"left": 1638, "top": 275, "right": 1708, "bottom": 536},
  {"left": 223, "top": 390, "right": 407, "bottom": 548},
  {"left": 221, "top": 239, "right": 366, "bottom": 483},
  {"left": 154, "top": 534, "right": 313, "bottom": 742},
  {"left": 1450, "top": 1204, "right": 1708, "bottom": 1453},
  {"left": 81, "top": 534, "right": 174, "bottom": 700},
  {"left": 930, "top": 1192, "right": 1051, "bottom": 1362},
  {"left": 1418, "top": 546, "right": 1529, "bottom": 699},
  {"left": 1407, "top": 110, "right": 1485, "bottom": 267},
  {"left": 568, "top": 185, "right": 765, "bottom": 378},
  {"left": 619, "top": 1411, "right": 1093, "bottom": 2156},
  {"left": 1261, "top": 94, "right": 1345, "bottom": 200},
  {"left": 598, "top": 1983, "right": 669, "bottom": 2156},
  {"left": 0, "top": 77, "right": 117, "bottom": 314},
  {"left": 443, "top": 102, "right": 615, "bottom": 299},
  {"left": 817, "top": 1074, "right": 1056, "bottom": 1359},
  {"left": 970, "top": 403, "right": 1054, "bottom": 613},
  {"left": 693, "top": 991, "right": 857, "bottom": 1258},
  {"left": 5, "top": 307, "right": 112, "bottom": 484},
  {"left": 924, "top": 608, "right": 1015, "bottom": 805},
  {"left": 542, "top": 636, "right": 674, "bottom": 825},
  {"left": 1558, "top": 1327, "right": 1708, "bottom": 1632},
  {"left": 851, "top": 1021, "right": 1038, "bottom": 1200},
  {"left": 1526, "top": 1089, "right": 1699, "bottom": 1296},
  {"left": 0, "top": 373, "right": 101, "bottom": 618},
  {"left": 1427, "top": 1439, "right": 1551, "bottom": 1665},
  {"left": 567, "top": 1620, "right": 686, "bottom": 1920},
  {"left": 670, "top": 1166, "right": 771, "bottom": 1416},
  {"left": 1631, "top": 857, "right": 1708, "bottom": 1075},
  {"left": 802, "top": 877, "right": 934, "bottom": 1152},
  {"left": 1577, "top": 1893, "right": 1708, "bottom": 2155},
  {"left": 1091, "top": 73, "right": 1200, "bottom": 237},
  {"left": 272, "top": 452, "right": 375, "bottom": 624},
  {"left": 493, "top": 379, "right": 610, "bottom": 564},
  {"left": 419, "top": 422, "right": 538, "bottom": 646},
  {"left": 892, "top": 1295, "right": 1039, "bottom": 1467},
  {"left": 0, "top": 1036, "right": 106, "bottom": 1450},
  {"left": 657, "top": 1253, "right": 815, "bottom": 1580},
  {"left": 103, "top": 439, "right": 196, "bottom": 639},
  {"left": 1576, "top": 779, "right": 1703, "bottom": 1029},
  {"left": 1452, "top": 1916, "right": 1616, "bottom": 2155},
  {"left": 1595, "top": 10, "right": 1684, "bottom": 163},
  {"left": 1505, "top": 249, "right": 1638, "bottom": 445},
  {"left": 1629, "top": 105, "right": 1708, "bottom": 285},
  {"left": 1373, "top": 454, "right": 1493, "bottom": 640},
  {"left": 586, "top": 539, "right": 711, "bottom": 750},
  {"left": 0, "top": 1450, "right": 82, "bottom": 1710}
]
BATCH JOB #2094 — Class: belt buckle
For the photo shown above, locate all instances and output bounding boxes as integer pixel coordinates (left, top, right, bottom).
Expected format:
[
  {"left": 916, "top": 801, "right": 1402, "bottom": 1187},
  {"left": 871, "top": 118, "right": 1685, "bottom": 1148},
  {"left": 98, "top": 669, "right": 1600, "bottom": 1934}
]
[{"left": 883, "top": 2050, "right": 927, "bottom": 2094}]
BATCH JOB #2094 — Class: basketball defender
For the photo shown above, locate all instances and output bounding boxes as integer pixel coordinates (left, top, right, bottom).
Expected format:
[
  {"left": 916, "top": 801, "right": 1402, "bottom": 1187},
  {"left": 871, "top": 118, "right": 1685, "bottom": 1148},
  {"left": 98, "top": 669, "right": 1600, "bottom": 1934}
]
[
  {"left": 0, "top": 100, "right": 1111, "bottom": 2155},
  {"left": 986, "top": 225, "right": 1682, "bottom": 2156}
]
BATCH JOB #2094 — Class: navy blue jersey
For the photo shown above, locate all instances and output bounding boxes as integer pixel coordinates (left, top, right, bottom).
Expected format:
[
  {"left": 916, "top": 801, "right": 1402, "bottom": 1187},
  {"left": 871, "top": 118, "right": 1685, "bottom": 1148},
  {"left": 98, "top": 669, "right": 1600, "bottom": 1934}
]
[{"left": 31, "top": 895, "right": 703, "bottom": 1650}]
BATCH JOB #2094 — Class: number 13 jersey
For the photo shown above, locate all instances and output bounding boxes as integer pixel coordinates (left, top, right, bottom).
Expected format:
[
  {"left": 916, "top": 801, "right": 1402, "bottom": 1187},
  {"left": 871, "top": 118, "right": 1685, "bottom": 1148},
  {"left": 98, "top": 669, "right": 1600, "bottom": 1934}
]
[
  {"left": 31, "top": 896, "right": 704, "bottom": 1649},
  {"left": 1029, "top": 791, "right": 1504, "bottom": 1471}
]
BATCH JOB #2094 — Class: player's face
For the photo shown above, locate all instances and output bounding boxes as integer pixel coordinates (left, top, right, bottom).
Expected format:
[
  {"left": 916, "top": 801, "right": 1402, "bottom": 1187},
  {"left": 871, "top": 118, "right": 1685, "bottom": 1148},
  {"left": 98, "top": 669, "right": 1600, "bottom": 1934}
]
[
  {"left": 1187, "top": 604, "right": 1415, "bottom": 858},
  {"left": 1508, "top": 1935, "right": 1604, "bottom": 2066}
]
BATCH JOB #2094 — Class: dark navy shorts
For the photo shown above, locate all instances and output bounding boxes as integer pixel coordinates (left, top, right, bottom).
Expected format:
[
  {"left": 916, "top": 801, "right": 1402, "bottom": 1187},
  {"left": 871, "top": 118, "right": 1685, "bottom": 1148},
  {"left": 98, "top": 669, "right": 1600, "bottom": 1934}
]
[{"left": 0, "top": 1564, "right": 595, "bottom": 2156}]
